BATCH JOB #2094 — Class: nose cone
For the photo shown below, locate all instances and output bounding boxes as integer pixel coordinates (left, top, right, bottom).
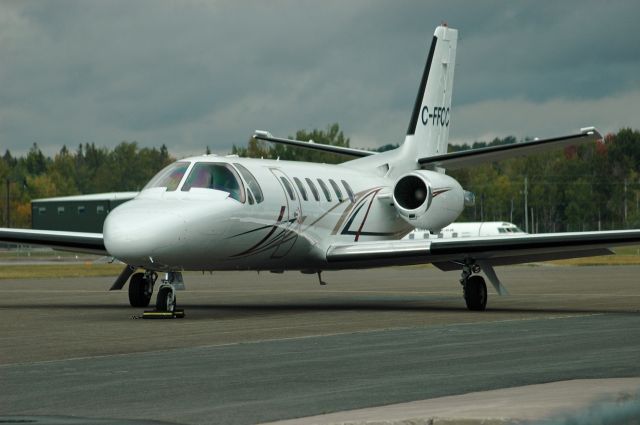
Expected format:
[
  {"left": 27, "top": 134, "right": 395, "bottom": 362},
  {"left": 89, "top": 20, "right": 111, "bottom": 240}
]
[{"left": 104, "top": 199, "right": 187, "bottom": 267}]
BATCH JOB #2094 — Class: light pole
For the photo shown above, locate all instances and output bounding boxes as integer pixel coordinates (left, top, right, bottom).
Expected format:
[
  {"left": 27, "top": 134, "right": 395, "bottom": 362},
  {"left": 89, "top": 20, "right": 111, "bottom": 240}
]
[
  {"left": 524, "top": 176, "right": 528, "bottom": 232},
  {"left": 4, "top": 178, "right": 9, "bottom": 228}
]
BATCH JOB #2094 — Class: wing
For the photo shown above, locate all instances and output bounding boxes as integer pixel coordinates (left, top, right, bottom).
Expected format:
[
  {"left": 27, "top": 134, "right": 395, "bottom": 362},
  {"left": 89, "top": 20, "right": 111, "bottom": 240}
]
[
  {"left": 253, "top": 130, "right": 375, "bottom": 158},
  {"left": 0, "top": 228, "right": 106, "bottom": 255},
  {"left": 419, "top": 127, "right": 602, "bottom": 170},
  {"left": 325, "top": 230, "right": 640, "bottom": 269}
]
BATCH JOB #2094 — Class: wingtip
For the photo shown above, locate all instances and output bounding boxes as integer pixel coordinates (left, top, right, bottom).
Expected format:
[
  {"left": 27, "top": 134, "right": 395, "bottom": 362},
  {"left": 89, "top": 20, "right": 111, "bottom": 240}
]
[
  {"left": 253, "top": 130, "right": 273, "bottom": 139},
  {"left": 580, "top": 126, "right": 603, "bottom": 142}
]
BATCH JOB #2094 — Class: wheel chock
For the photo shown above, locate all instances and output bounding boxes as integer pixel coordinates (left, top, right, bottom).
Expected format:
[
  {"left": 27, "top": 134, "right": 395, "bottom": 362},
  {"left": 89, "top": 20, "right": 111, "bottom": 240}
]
[{"left": 142, "top": 309, "right": 185, "bottom": 319}]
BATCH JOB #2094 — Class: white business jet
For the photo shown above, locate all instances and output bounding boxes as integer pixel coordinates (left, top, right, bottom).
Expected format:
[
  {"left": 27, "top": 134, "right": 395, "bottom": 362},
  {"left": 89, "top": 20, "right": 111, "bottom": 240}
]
[
  {"left": 405, "top": 222, "right": 526, "bottom": 240},
  {"left": 2, "top": 25, "right": 639, "bottom": 313}
]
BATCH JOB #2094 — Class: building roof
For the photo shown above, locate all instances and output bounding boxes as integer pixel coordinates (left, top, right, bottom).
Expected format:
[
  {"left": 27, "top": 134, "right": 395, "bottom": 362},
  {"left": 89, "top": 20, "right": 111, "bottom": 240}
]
[{"left": 32, "top": 192, "right": 139, "bottom": 203}]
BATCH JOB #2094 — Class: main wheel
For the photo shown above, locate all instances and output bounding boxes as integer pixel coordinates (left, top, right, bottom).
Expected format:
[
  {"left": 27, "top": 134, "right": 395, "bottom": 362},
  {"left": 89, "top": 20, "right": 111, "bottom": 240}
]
[
  {"left": 129, "top": 273, "right": 152, "bottom": 307},
  {"left": 464, "top": 275, "right": 487, "bottom": 311},
  {"left": 156, "top": 286, "right": 176, "bottom": 312}
]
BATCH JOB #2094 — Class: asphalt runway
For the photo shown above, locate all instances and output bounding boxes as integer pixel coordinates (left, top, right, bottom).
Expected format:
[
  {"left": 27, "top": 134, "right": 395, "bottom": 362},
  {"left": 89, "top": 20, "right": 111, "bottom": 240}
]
[{"left": 1, "top": 265, "right": 640, "bottom": 424}]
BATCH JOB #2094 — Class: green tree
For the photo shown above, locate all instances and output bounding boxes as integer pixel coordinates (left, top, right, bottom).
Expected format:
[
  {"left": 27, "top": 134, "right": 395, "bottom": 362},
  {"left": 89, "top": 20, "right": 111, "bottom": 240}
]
[{"left": 233, "top": 123, "right": 353, "bottom": 164}]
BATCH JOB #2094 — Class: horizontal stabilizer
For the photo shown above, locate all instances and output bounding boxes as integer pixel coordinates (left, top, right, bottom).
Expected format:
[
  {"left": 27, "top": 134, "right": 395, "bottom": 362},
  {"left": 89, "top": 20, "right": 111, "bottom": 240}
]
[
  {"left": 253, "top": 131, "right": 375, "bottom": 158},
  {"left": 419, "top": 127, "right": 602, "bottom": 169}
]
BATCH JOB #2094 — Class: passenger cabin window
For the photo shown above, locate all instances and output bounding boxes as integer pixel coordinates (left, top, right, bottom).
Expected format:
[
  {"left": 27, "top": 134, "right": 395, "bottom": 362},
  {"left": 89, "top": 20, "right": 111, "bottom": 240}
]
[
  {"left": 234, "top": 163, "right": 264, "bottom": 203},
  {"left": 144, "top": 161, "right": 189, "bottom": 191},
  {"left": 181, "top": 163, "right": 245, "bottom": 202},
  {"left": 329, "top": 179, "right": 343, "bottom": 202},
  {"left": 293, "top": 177, "right": 308, "bottom": 201},
  {"left": 341, "top": 180, "right": 355, "bottom": 203},
  {"left": 280, "top": 177, "right": 296, "bottom": 201},
  {"left": 317, "top": 179, "right": 332, "bottom": 202},
  {"left": 305, "top": 178, "right": 320, "bottom": 201}
]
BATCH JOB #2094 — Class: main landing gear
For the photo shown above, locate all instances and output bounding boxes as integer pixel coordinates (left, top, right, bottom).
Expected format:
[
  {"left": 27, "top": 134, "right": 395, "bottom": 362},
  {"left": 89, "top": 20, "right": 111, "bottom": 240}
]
[
  {"left": 458, "top": 259, "right": 509, "bottom": 311},
  {"left": 128, "top": 271, "right": 185, "bottom": 319},
  {"left": 460, "top": 261, "right": 487, "bottom": 311}
]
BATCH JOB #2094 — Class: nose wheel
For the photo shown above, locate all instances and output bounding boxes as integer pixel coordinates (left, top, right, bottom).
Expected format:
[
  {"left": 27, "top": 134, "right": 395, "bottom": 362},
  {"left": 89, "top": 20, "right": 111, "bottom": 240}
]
[
  {"left": 156, "top": 285, "right": 176, "bottom": 312},
  {"left": 142, "top": 271, "right": 185, "bottom": 319}
]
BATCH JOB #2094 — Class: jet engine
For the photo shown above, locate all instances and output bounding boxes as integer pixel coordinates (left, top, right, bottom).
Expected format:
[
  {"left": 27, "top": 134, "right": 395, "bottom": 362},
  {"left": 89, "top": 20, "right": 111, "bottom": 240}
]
[{"left": 392, "top": 170, "right": 464, "bottom": 232}]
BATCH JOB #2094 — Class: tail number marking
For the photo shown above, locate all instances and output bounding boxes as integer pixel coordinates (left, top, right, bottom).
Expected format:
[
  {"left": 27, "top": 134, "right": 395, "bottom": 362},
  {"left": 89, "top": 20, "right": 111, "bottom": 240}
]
[{"left": 421, "top": 106, "right": 450, "bottom": 127}]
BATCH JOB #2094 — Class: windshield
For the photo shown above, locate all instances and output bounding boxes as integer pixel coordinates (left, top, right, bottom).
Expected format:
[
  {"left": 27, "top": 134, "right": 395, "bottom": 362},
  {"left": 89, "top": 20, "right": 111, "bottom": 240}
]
[
  {"left": 143, "top": 162, "right": 189, "bottom": 191},
  {"left": 181, "top": 162, "right": 245, "bottom": 202}
]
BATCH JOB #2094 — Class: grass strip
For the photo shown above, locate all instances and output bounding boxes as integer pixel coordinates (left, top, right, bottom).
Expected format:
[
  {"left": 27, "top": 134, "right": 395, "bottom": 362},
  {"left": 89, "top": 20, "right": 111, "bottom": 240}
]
[{"left": 0, "top": 263, "right": 125, "bottom": 279}]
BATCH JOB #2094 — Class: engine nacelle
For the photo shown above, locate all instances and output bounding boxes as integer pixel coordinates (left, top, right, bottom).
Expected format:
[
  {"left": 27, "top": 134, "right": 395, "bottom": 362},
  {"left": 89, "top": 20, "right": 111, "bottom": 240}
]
[{"left": 392, "top": 170, "right": 464, "bottom": 232}]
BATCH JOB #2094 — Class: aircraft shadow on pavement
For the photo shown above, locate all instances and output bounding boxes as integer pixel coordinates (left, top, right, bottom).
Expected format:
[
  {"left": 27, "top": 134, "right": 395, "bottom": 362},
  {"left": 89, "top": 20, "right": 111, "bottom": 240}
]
[
  {"left": 178, "top": 301, "right": 637, "bottom": 318},
  {"left": 2, "top": 301, "right": 637, "bottom": 319}
]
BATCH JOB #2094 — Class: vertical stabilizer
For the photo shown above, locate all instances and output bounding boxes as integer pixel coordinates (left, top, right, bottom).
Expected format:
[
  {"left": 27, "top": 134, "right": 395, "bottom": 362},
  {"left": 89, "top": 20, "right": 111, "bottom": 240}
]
[{"left": 403, "top": 26, "right": 457, "bottom": 161}]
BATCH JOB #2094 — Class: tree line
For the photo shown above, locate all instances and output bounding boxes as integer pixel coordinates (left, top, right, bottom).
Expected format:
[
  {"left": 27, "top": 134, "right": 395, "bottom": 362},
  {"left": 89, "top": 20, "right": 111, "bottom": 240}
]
[
  {"left": 234, "top": 124, "right": 640, "bottom": 232},
  {"left": 0, "top": 142, "right": 173, "bottom": 227},
  {"left": 448, "top": 129, "right": 640, "bottom": 232},
  {"left": 2, "top": 125, "right": 639, "bottom": 232}
]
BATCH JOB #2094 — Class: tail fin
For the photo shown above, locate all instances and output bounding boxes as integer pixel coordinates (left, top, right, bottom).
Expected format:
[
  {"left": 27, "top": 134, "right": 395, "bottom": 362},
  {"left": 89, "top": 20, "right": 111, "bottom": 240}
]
[{"left": 403, "top": 25, "right": 457, "bottom": 160}]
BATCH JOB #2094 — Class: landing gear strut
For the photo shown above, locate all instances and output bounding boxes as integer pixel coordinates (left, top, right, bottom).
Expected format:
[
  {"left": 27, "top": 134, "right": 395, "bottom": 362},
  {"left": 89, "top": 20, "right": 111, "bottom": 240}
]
[{"left": 460, "top": 260, "right": 487, "bottom": 311}]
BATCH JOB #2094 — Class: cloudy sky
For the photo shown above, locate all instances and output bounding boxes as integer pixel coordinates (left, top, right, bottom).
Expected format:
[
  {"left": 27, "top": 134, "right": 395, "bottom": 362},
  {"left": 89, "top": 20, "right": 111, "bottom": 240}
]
[{"left": 1, "top": 0, "right": 639, "bottom": 157}]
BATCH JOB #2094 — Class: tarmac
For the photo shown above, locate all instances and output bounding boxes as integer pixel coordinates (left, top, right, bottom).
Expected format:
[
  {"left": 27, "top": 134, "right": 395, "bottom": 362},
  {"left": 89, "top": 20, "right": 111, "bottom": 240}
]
[{"left": 1, "top": 265, "right": 640, "bottom": 424}]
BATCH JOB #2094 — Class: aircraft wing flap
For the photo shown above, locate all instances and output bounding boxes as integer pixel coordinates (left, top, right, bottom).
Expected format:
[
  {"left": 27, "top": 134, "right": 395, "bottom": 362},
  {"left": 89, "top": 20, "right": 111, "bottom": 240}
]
[
  {"left": 325, "top": 230, "right": 640, "bottom": 269},
  {"left": 419, "top": 128, "right": 602, "bottom": 170},
  {"left": 432, "top": 248, "right": 614, "bottom": 271},
  {"left": 0, "top": 228, "right": 107, "bottom": 255}
]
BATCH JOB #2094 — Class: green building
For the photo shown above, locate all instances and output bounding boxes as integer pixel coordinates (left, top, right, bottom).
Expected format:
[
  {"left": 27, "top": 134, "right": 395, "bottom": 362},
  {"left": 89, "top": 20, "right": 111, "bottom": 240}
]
[{"left": 31, "top": 192, "right": 138, "bottom": 233}]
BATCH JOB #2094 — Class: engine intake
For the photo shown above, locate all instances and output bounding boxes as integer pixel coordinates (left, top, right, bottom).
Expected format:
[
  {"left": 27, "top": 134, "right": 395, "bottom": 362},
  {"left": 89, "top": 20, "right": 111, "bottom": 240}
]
[
  {"left": 394, "top": 174, "right": 432, "bottom": 212},
  {"left": 392, "top": 170, "right": 464, "bottom": 232}
]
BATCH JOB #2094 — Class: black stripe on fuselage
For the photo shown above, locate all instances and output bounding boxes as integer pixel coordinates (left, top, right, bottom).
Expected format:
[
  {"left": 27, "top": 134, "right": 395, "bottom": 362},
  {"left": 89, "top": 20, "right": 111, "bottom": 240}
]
[{"left": 407, "top": 35, "right": 438, "bottom": 136}]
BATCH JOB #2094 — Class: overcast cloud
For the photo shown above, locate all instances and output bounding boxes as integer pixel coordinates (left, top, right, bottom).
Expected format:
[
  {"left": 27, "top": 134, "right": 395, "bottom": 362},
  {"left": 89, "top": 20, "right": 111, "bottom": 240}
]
[{"left": 1, "top": 0, "right": 639, "bottom": 157}]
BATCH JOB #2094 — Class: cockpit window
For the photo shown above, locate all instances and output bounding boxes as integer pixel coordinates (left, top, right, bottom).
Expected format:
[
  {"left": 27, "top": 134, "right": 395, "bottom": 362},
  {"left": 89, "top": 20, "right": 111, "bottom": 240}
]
[
  {"left": 181, "top": 162, "right": 245, "bottom": 202},
  {"left": 234, "top": 163, "right": 264, "bottom": 203},
  {"left": 144, "top": 162, "right": 189, "bottom": 191}
]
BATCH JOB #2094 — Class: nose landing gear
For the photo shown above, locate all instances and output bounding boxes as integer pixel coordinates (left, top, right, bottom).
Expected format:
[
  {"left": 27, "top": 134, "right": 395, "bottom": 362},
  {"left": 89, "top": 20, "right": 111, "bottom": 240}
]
[{"left": 141, "top": 271, "right": 185, "bottom": 319}]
